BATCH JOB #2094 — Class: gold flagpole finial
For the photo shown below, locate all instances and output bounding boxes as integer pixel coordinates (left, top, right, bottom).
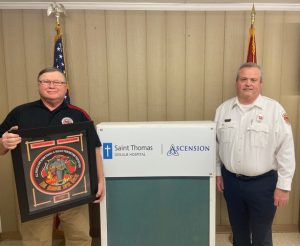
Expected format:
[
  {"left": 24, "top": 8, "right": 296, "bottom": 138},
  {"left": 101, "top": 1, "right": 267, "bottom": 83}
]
[
  {"left": 47, "top": 2, "right": 66, "bottom": 25},
  {"left": 251, "top": 3, "right": 256, "bottom": 25}
]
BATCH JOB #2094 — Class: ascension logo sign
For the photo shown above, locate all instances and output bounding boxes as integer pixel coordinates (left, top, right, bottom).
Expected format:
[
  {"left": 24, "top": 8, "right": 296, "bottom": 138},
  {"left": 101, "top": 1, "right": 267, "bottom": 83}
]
[
  {"left": 30, "top": 146, "right": 85, "bottom": 195},
  {"left": 167, "top": 144, "right": 210, "bottom": 156},
  {"left": 167, "top": 144, "right": 179, "bottom": 156}
]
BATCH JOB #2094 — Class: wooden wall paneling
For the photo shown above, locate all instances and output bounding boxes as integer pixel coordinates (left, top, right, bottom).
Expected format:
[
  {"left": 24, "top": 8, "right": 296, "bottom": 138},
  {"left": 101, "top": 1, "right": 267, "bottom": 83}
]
[
  {"left": 254, "top": 11, "right": 265, "bottom": 65},
  {"left": 0, "top": 157, "right": 16, "bottom": 232},
  {"left": 0, "top": 10, "right": 8, "bottom": 118},
  {"left": 185, "top": 11, "right": 205, "bottom": 120},
  {"left": 297, "top": 97, "right": 300, "bottom": 231},
  {"left": 0, "top": 10, "right": 19, "bottom": 233},
  {"left": 203, "top": 12, "right": 225, "bottom": 121},
  {"left": 166, "top": 11, "right": 186, "bottom": 121},
  {"left": 2, "top": 10, "right": 28, "bottom": 109},
  {"left": 1, "top": 8, "right": 300, "bottom": 234},
  {"left": 284, "top": 11, "right": 300, "bottom": 24},
  {"left": 274, "top": 12, "right": 300, "bottom": 225},
  {"left": 85, "top": 10, "right": 109, "bottom": 124},
  {"left": 261, "top": 12, "right": 284, "bottom": 101},
  {"left": 64, "top": 10, "right": 90, "bottom": 112},
  {"left": 85, "top": 8, "right": 110, "bottom": 231},
  {"left": 2, "top": 10, "right": 28, "bottom": 233},
  {"left": 204, "top": 11, "right": 227, "bottom": 226},
  {"left": 23, "top": 10, "right": 46, "bottom": 102},
  {"left": 282, "top": 12, "right": 300, "bottom": 226},
  {"left": 42, "top": 11, "right": 60, "bottom": 68},
  {"left": 146, "top": 11, "right": 167, "bottom": 121},
  {"left": 126, "top": 11, "right": 148, "bottom": 121},
  {"left": 280, "top": 13, "right": 300, "bottom": 100},
  {"left": 223, "top": 11, "right": 246, "bottom": 100},
  {"left": 1, "top": 10, "right": 26, "bottom": 233},
  {"left": 106, "top": 11, "right": 129, "bottom": 122}
]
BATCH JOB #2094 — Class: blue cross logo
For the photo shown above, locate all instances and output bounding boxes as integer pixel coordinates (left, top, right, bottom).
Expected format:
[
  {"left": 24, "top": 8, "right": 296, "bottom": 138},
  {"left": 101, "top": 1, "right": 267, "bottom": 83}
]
[{"left": 103, "top": 143, "right": 113, "bottom": 159}]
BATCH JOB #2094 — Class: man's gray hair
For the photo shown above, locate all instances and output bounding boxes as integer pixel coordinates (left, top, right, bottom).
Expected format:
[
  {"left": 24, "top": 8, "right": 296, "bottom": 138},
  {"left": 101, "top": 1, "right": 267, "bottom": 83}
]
[
  {"left": 236, "top": 62, "right": 263, "bottom": 83},
  {"left": 37, "top": 67, "right": 66, "bottom": 82}
]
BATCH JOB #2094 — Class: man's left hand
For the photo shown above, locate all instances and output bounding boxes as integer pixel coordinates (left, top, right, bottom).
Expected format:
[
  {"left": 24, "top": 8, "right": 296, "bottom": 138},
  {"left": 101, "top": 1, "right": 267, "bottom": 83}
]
[
  {"left": 274, "top": 188, "right": 289, "bottom": 207},
  {"left": 94, "top": 180, "right": 105, "bottom": 203}
]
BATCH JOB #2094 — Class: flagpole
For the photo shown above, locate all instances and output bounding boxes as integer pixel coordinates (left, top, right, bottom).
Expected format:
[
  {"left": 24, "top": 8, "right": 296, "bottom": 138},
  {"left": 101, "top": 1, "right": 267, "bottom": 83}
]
[
  {"left": 251, "top": 3, "right": 256, "bottom": 27},
  {"left": 47, "top": 3, "right": 71, "bottom": 103},
  {"left": 247, "top": 3, "right": 257, "bottom": 63},
  {"left": 48, "top": 3, "right": 68, "bottom": 76}
]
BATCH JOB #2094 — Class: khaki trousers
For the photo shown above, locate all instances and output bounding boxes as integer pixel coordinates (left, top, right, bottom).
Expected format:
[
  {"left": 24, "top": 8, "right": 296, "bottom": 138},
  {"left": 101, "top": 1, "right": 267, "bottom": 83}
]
[{"left": 21, "top": 205, "right": 91, "bottom": 246}]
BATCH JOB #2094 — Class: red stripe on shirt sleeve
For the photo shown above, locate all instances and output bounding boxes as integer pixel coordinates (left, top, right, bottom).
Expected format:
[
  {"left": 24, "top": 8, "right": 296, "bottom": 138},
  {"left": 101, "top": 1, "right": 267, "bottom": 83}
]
[{"left": 67, "top": 104, "right": 92, "bottom": 121}]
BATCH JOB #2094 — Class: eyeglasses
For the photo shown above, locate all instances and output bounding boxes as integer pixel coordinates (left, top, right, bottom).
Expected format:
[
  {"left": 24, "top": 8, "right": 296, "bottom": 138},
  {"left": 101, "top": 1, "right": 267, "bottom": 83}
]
[{"left": 38, "top": 80, "right": 66, "bottom": 86}]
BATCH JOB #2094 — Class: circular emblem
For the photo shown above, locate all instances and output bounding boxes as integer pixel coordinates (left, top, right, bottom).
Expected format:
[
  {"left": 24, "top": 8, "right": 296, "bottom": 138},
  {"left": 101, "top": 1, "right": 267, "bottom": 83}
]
[
  {"left": 61, "top": 117, "right": 74, "bottom": 124},
  {"left": 256, "top": 114, "right": 264, "bottom": 122},
  {"left": 30, "top": 146, "right": 85, "bottom": 195}
]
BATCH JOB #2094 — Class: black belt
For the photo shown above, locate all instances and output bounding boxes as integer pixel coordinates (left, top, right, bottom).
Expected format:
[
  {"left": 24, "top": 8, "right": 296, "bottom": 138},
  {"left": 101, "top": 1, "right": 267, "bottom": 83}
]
[{"left": 223, "top": 166, "right": 276, "bottom": 180}]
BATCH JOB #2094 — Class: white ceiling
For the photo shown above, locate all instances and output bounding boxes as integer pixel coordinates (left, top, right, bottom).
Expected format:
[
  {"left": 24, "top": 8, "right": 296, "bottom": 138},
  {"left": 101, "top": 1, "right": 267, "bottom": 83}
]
[
  {"left": 0, "top": 1, "right": 299, "bottom": 11},
  {"left": 1, "top": 0, "right": 300, "bottom": 3}
]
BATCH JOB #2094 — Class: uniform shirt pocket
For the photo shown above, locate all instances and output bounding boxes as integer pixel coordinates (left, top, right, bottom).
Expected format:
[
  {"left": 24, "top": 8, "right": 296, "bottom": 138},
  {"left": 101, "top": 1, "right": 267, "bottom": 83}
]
[
  {"left": 218, "top": 121, "right": 237, "bottom": 143},
  {"left": 247, "top": 122, "right": 269, "bottom": 147}
]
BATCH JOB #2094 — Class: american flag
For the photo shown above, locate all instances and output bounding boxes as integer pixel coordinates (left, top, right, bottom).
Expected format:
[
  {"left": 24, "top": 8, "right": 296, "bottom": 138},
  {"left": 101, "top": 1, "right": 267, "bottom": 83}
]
[
  {"left": 53, "top": 33, "right": 70, "bottom": 103},
  {"left": 54, "top": 36, "right": 65, "bottom": 72}
]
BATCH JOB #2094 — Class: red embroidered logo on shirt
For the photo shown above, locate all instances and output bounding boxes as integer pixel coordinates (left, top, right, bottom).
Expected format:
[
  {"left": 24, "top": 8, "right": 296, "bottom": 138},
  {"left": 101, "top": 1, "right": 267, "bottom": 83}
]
[
  {"left": 61, "top": 117, "right": 74, "bottom": 124},
  {"left": 256, "top": 114, "right": 263, "bottom": 122},
  {"left": 282, "top": 113, "right": 290, "bottom": 124}
]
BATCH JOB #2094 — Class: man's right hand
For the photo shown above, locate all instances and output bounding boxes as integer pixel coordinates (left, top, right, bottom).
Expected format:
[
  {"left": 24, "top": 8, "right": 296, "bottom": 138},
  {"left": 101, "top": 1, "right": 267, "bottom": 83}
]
[
  {"left": 0, "top": 126, "right": 21, "bottom": 153},
  {"left": 216, "top": 175, "right": 224, "bottom": 192}
]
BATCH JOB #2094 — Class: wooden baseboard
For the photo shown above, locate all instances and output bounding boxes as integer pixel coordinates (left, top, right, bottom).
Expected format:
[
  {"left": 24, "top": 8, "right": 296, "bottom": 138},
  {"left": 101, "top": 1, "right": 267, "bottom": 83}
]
[
  {"left": 272, "top": 224, "right": 299, "bottom": 232},
  {"left": 216, "top": 225, "right": 232, "bottom": 233},
  {"left": 1, "top": 224, "right": 298, "bottom": 241},
  {"left": 216, "top": 224, "right": 299, "bottom": 233}
]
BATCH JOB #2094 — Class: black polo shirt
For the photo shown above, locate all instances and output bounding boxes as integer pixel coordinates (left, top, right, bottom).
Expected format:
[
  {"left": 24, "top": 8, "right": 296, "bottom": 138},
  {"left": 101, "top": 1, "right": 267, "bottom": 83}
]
[{"left": 0, "top": 100, "right": 101, "bottom": 147}]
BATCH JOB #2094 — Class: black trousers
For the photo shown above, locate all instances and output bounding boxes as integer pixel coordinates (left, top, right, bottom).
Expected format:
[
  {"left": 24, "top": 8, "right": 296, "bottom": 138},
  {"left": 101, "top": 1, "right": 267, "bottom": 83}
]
[{"left": 221, "top": 166, "right": 278, "bottom": 246}]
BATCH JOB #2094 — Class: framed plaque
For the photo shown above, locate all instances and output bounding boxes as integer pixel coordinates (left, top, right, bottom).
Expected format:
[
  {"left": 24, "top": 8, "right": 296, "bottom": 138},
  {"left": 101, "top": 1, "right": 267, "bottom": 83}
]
[{"left": 11, "top": 121, "right": 98, "bottom": 222}]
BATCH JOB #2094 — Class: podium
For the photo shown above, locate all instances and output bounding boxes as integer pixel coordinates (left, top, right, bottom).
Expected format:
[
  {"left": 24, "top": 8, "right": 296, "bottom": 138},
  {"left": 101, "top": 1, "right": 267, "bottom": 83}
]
[{"left": 97, "top": 121, "right": 216, "bottom": 246}]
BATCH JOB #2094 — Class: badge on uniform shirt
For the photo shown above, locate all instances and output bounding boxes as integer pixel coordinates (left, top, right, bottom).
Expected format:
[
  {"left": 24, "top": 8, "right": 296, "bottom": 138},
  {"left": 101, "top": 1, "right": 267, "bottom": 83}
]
[
  {"left": 61, "top": 117, "right": 74, "bottom": 124},
  {"left": 256, "top": 114, "right": 263, "bottom": 122},
  {"left": 282, "top": 112, "right": 290, "bottom": 124}
]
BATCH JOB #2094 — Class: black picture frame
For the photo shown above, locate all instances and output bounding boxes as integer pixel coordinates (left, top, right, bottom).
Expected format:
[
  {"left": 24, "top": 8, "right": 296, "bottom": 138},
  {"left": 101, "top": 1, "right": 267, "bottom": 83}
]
[{"left": 11, "top": 121, "right": 98, "bottom": 222}]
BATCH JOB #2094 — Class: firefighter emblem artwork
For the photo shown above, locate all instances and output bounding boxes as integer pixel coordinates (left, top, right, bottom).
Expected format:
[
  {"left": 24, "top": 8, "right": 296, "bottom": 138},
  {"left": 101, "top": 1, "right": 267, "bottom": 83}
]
[
  {"left": 11, "top": 122, "right": 97, "bottom": 222},
  {"left": 22, "top": 132, "right": 91, "bottom": 211},
  {"left": 31, "top": 146, "right": 84, "bottom": 196}
]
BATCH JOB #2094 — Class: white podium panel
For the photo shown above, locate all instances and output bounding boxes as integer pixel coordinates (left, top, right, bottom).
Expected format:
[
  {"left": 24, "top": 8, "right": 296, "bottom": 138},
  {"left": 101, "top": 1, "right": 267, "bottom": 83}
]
[
  {"left": 97, "top": 121, "right": 215, "bottom": 177},
  {"left": 97, "top": 121, "right": 216, "bottom": 246}
]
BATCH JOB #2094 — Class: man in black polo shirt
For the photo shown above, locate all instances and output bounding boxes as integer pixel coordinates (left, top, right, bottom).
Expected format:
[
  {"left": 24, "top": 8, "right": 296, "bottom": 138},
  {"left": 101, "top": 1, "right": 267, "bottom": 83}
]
[{"left": 0, "top": 67, "right": 105, "bottom": 246}]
